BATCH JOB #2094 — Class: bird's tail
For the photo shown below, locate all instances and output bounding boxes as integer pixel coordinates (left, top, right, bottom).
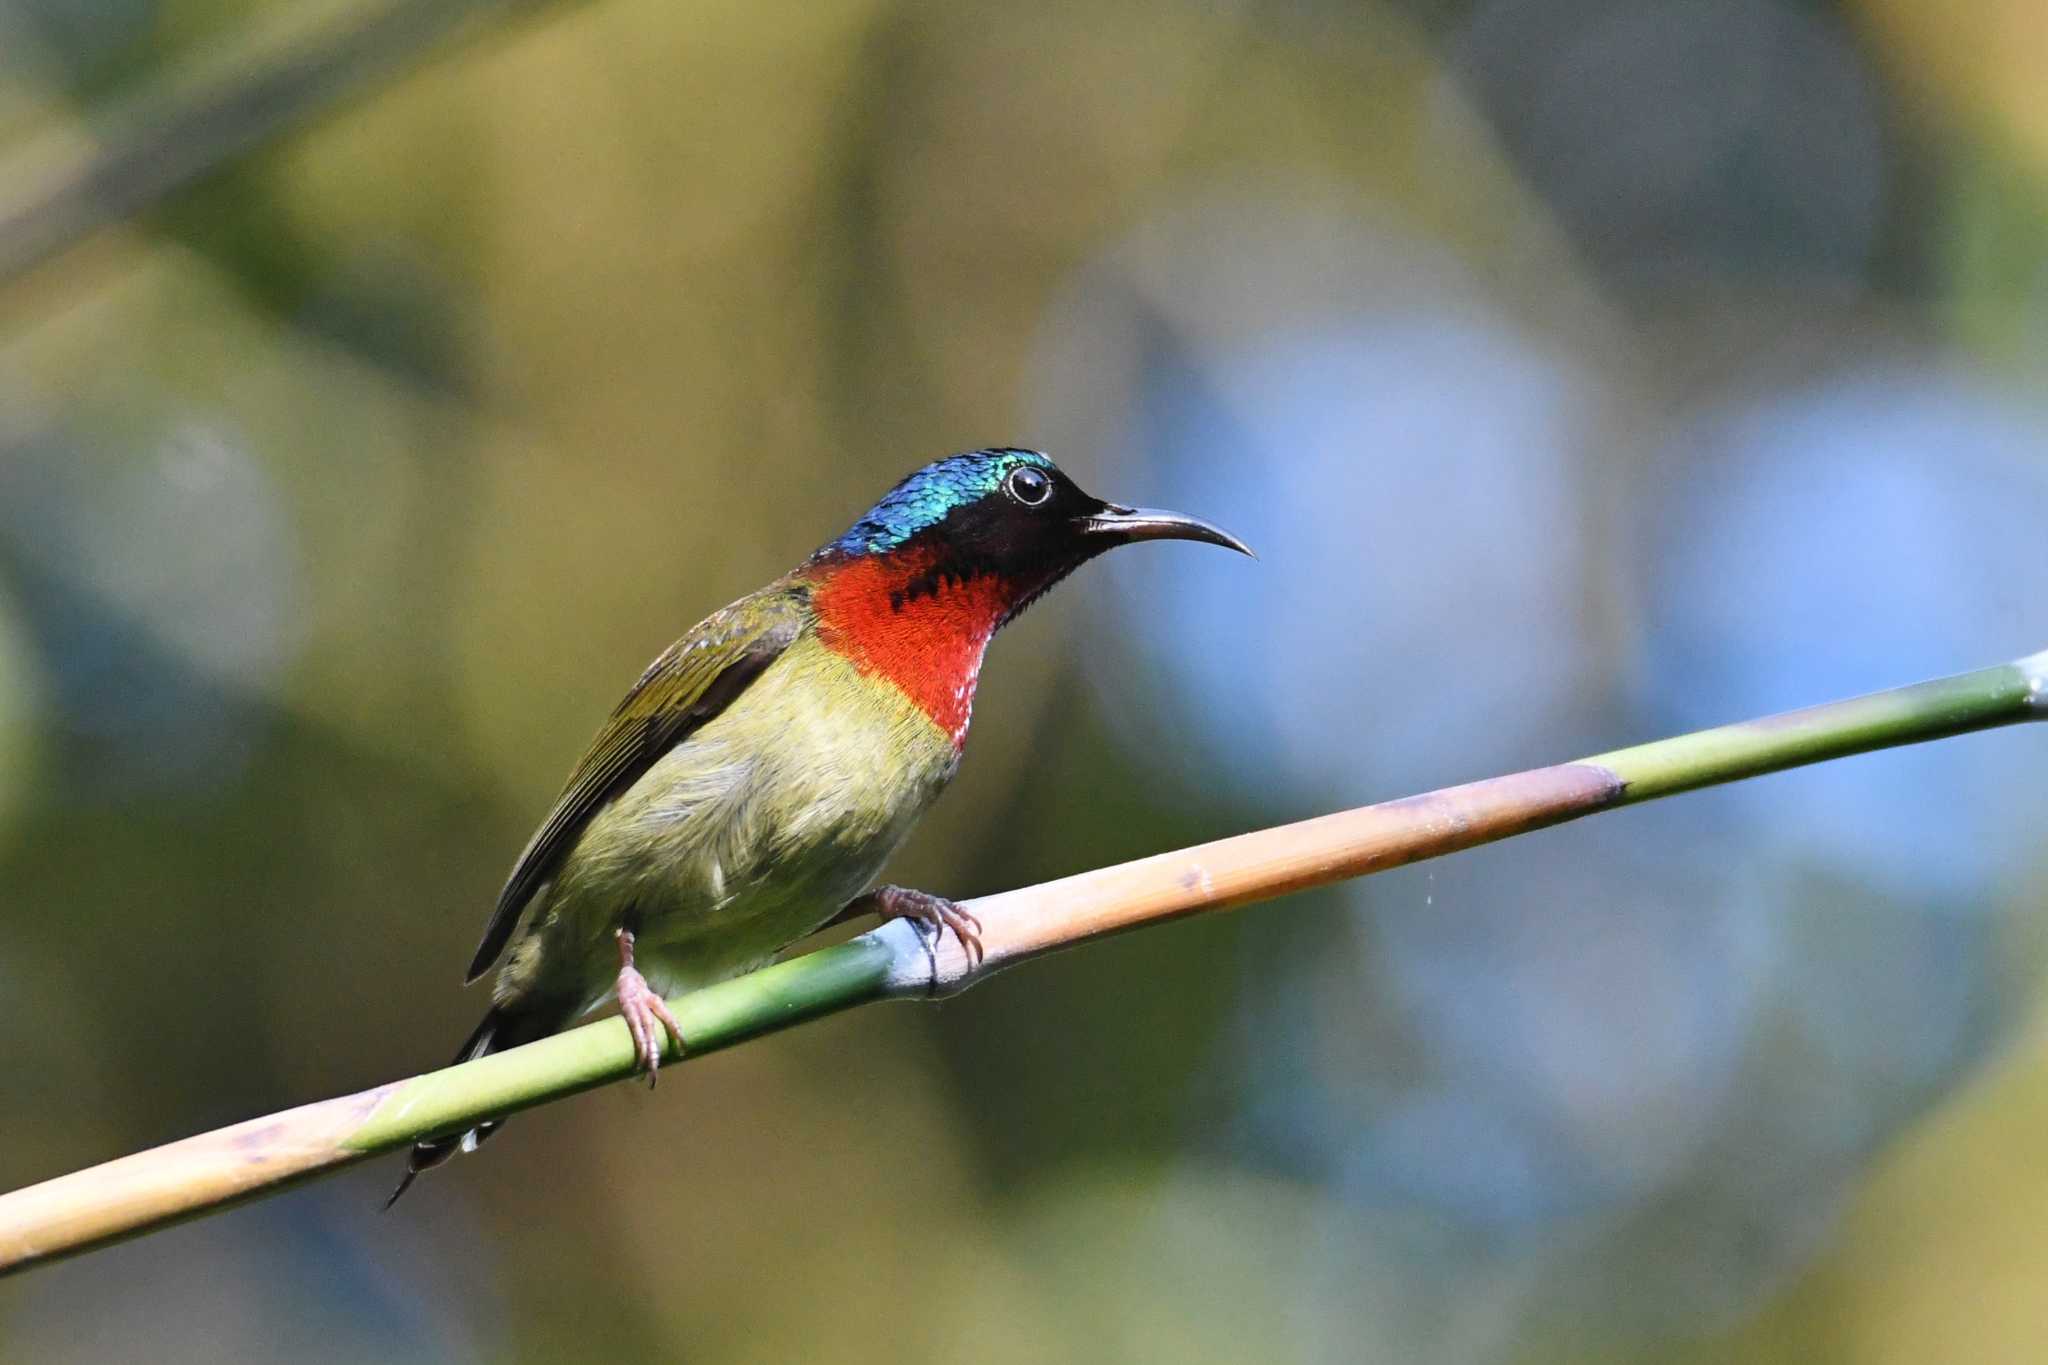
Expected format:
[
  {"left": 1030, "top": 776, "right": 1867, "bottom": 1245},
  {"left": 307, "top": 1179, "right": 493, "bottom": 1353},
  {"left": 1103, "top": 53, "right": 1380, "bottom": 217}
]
[{"left": 384, "top": 1002, "right": 562, "bottom": 1208}]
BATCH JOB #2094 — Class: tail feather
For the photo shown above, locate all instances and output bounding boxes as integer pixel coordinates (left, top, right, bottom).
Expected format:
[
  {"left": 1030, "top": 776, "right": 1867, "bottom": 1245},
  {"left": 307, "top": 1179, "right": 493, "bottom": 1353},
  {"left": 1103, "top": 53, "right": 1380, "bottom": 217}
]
[{"left": 385, "top": 1004, "right": 555, "bottom": 1207}]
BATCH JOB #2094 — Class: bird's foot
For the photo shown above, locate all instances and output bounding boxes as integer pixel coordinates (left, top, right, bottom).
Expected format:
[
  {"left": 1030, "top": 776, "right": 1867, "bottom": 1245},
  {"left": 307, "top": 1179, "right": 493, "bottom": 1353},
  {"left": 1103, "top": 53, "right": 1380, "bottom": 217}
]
[
  {"left": 615, "top": 928, "right": 685, "bottom": 1087},
  {"left": 868, "top": 885, "right": 984, "bottom": 968}
]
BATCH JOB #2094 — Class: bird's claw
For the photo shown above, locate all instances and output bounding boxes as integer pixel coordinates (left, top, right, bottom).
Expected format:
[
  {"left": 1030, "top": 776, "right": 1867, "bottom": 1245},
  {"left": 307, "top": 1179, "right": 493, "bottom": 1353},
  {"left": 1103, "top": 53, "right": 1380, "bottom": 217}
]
[
  {"left": 871, "top": 885, "right": 983, "bottom": 968},
  {"left": 616, "top": 929, "right": 685, "bottom": 1086}
]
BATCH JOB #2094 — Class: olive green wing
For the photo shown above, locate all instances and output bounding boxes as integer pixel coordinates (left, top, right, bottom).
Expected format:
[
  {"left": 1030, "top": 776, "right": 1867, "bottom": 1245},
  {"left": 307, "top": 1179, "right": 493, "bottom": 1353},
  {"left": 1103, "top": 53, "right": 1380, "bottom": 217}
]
[{"left": 465, "top": 584, "right": 809, "bottom": 982}]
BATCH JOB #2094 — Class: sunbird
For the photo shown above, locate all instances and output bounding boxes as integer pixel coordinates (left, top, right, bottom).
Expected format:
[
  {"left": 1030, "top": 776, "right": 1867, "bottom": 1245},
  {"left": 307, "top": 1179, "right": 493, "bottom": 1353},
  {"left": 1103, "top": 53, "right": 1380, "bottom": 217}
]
[{"left": 392, "top": 449, "right": 1251, "bottom": 1201}]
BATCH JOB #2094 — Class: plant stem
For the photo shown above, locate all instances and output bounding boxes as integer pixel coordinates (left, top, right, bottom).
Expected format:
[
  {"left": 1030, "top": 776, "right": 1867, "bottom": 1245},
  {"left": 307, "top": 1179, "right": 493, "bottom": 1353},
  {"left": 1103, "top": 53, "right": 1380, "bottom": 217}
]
[
  {"left": 1589, "top": 651, "right": 2047, "bottom": 801},
  {"left": 0, "top": 648, "right": 2041, "bottom": 1276}
]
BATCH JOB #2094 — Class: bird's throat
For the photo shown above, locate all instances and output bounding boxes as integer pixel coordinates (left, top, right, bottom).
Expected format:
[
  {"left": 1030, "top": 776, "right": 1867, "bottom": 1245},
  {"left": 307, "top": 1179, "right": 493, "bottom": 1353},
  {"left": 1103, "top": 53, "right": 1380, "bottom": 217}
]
[{"left": 808, "top": 551, "right": 1026, "bottom": 748}]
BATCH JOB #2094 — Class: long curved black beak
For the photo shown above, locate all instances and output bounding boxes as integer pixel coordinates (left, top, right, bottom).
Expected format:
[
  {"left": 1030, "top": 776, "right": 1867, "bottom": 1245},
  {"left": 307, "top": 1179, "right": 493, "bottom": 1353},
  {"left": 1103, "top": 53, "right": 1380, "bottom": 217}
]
[{"left": 1081, "top": 504, "right": 1256, "bottom": 558}]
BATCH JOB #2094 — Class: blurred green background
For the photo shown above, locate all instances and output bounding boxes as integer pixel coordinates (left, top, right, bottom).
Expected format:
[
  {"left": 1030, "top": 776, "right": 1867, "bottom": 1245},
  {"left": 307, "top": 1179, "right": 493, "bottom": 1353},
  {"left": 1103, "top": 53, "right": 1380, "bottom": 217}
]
[{"left": 3, "top": 0, "right": 2048, "bottom": 1359}]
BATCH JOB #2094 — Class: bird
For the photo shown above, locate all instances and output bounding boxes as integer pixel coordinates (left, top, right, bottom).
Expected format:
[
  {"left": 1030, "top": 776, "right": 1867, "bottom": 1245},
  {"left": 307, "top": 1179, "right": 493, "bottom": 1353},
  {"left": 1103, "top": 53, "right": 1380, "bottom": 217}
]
[{"left": 389, "top": 448, "right": 1251, "bottom": 1203}]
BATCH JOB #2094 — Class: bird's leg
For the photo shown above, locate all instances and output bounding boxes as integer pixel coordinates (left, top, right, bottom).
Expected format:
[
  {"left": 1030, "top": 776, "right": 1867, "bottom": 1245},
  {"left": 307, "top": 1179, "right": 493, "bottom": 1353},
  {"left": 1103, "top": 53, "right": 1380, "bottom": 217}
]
[
  {"left": 835, "top": 885, "right": 984, "bottom": 967},
  {"left": 614, "top": 927, "right": 685, "bottom": 1087}
]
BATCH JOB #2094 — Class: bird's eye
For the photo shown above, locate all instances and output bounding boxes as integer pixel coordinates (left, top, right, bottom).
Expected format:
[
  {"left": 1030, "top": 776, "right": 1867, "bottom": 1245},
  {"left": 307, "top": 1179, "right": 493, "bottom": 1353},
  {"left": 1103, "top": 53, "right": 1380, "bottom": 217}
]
[{"left": 1006, "top": 466, "right": 1052, "bottom": 507}]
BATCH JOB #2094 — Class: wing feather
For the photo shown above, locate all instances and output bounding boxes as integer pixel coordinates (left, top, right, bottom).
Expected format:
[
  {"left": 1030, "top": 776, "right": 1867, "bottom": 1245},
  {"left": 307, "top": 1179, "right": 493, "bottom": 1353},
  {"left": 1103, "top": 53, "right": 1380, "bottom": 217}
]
[{"left": 464, "top": 584, "right": 807, "bottom": 981}]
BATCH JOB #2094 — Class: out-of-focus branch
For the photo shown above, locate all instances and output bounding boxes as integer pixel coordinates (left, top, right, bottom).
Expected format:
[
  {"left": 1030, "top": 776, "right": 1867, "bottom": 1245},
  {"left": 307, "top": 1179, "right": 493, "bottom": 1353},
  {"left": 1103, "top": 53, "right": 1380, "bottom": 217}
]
[
  {"left": 0, "top": 648, "right": 2041, "bottom": 1276},
  {"left": 0, "top": 0, "right": 565, "bottom": 286}
]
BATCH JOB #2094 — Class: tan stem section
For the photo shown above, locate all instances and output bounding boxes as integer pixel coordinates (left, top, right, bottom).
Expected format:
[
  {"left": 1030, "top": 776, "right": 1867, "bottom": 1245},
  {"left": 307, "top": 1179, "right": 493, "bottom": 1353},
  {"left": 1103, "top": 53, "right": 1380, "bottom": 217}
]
[
  {"left": 0, "top": 1084, "right": 395, "bottom": 1274},
  {"left": 927, "top": 763, "right": 1623, "bottom": 990},
  {"left": 0, "top": 764, "right": 1623, "bottom": 1274}
]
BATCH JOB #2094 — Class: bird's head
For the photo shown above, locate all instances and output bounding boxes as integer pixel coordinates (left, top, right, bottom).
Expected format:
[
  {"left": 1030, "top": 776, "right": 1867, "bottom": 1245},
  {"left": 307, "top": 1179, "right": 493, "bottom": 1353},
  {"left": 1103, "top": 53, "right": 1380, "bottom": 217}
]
[
  {"left": 805, "top": 448, "right": 1251, "bottom": 745},
  {"left": 813, "top": 448, "right": 1252, "bottom": 625}
]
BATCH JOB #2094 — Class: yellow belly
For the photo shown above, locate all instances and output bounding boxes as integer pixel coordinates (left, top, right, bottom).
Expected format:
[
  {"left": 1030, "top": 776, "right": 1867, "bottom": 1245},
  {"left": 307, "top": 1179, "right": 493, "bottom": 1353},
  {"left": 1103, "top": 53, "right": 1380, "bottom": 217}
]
[{"left": 496, "top": 634, "right": 958, "bottom": 1012}]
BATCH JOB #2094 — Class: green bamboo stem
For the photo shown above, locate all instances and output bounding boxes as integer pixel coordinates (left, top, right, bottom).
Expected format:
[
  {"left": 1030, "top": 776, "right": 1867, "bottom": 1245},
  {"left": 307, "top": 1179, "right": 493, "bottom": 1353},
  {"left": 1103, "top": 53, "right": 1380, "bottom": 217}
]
[
  {"left": 1588, "top": 650, "right": 2047, "bottom": 800},
  {"left": 349, "top": 933, "right": 907, "bottom": 1151},
  {"left": 1, "top": 648, "right": 2042, "bottom": 1276}
]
